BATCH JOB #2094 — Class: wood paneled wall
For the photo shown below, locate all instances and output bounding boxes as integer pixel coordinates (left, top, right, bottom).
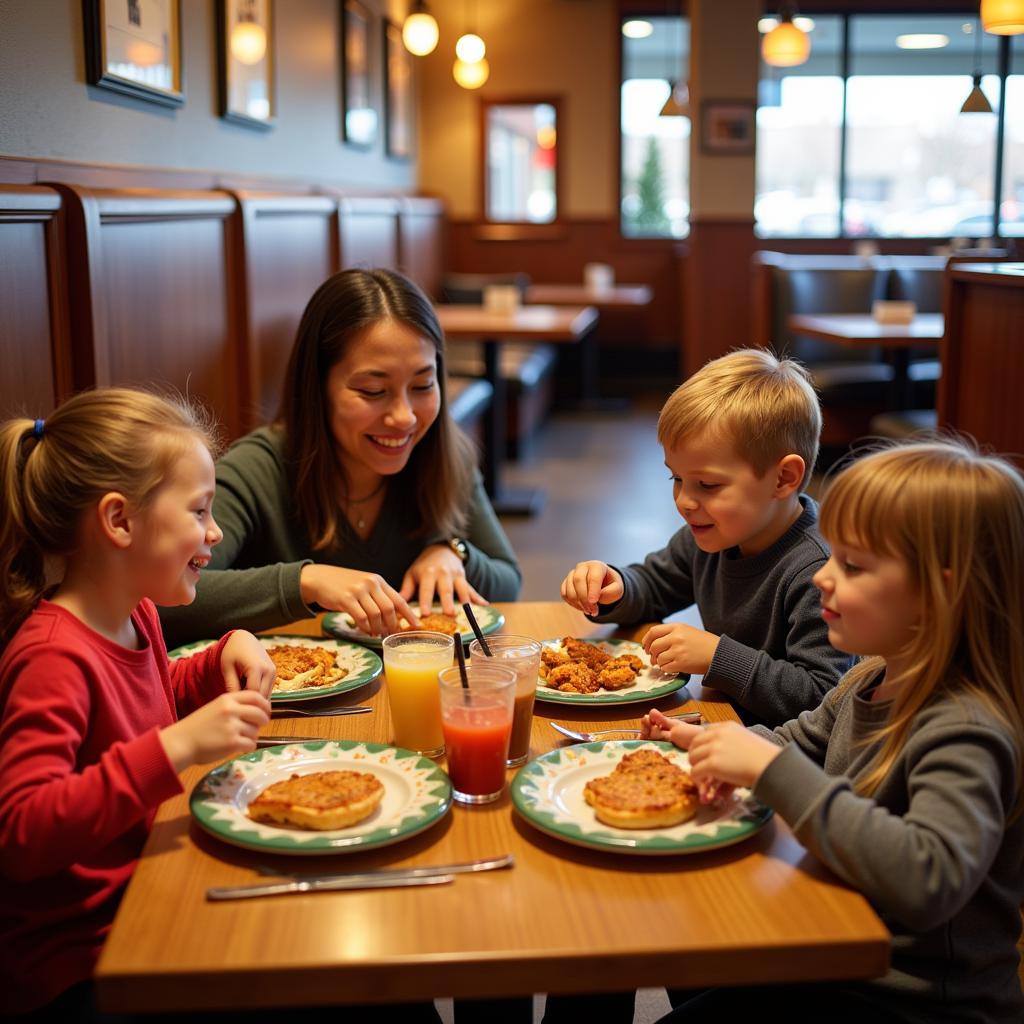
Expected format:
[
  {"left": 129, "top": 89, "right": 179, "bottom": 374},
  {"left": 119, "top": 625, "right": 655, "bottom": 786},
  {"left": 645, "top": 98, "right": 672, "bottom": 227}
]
[{"left": 0, "top": 179, "right": 445, "bottom": 438}]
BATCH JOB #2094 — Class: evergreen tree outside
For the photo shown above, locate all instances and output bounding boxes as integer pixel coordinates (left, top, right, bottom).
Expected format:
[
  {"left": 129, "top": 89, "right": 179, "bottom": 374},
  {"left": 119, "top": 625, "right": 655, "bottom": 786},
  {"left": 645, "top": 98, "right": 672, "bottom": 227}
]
[{"left": 627, "top": 136, "right": 671, "bottom": 236}]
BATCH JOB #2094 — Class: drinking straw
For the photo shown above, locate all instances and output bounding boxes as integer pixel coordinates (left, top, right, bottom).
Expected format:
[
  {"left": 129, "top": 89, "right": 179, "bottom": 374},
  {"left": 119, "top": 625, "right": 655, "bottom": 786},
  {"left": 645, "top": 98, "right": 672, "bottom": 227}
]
[
  {"left": 455, "top": 635, "right": 469, "bottom": 688},
  {"left": 463, "top": 602, "right": 493, "bottom": 656}
]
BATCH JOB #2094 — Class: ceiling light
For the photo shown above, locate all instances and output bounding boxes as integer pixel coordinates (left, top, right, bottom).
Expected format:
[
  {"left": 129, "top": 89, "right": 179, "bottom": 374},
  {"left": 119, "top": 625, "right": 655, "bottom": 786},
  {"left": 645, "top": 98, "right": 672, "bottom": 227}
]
[
  {"left": 762, "top": 5, "right": 811, "bottom": 67},
  {"left": 659, "top": 81, "right": 689, "bottom": 118},
  {"left": 896, "top": 33, "right": 950, "bottom": 49},
  {"left": 961, "top": 14, "right": 994, "bottom": 113},
  {"left": 455, "top": 33, "right": 485, "bottom": 63},
  {"left": 622, "top": 20, "right": 653, "bottom": 39},
  {"left": 981, "top": 0, "right": 1024, "bottom": 35},
  {"left": 403, "top": 1, "right": 439, "bottom": 56},
  {"left": 453, "top": 57, "right": 489, "bottom": 89}
]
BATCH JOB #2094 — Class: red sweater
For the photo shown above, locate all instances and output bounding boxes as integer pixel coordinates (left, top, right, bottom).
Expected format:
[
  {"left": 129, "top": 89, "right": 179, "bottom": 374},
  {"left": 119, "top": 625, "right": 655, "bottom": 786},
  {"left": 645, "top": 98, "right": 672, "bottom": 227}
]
[{"left": 0, "top": 599, "right": 230, "bottom": 1013}]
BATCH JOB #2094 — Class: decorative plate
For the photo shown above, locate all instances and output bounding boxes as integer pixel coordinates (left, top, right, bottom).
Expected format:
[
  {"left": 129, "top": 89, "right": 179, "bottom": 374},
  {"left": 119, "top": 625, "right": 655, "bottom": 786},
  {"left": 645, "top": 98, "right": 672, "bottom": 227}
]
[
  {"left": 322, "top": 604, "right": 505, "bottom": 649},
  {"left": 535, "top": 637, "right": 688, "bottom": 705},
  {"left": 168, "top": 635, "right": 381, "bottom": 703},
  {"left": 512, "top": 740, "right": 771, "bottom": 855},
  {"left": 190, "top": 740, "right": 452, "bottom": 855}
]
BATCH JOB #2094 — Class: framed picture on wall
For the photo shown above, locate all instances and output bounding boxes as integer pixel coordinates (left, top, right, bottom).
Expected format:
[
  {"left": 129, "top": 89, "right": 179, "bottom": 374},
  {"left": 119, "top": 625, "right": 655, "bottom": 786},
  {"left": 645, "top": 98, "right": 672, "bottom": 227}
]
[
  {"left": 383, "top": 20, "right": 413, "bottom": 160},
  {"left": 216, "top": 0, "right": 275, "bottom": 129},
  {"left": 83, "top": 0, "right": 184, "bottom": 107},
  {"left": 341, "top": 0, "right": 378, "bottom": 148},
  {"left": 700, "top": 100, "right": 756, "bottom": 155}
]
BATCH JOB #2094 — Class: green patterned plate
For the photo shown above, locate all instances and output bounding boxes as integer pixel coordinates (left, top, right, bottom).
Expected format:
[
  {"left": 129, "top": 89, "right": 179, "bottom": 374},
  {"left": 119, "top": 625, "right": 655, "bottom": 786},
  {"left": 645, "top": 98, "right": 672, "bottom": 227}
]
[
  {"left": 512, "top": 740, "right": 771, "bottom": 855},
  {"left": 535, "top": 637, "right": 688, "bottom": 705},
  {"left": 168, "top": 635, "right": 381, "bottom": 703},
  {"left": 190, "top": 740, "right": 452, "bottom": 855},
  {"left": 322, "top": 604, "right": 504, "bottom": 649}
]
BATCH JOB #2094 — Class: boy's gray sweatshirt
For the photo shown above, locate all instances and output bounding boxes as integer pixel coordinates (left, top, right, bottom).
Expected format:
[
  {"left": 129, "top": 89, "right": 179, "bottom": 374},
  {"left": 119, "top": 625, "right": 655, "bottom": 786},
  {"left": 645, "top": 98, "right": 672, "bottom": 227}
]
[
  {"left": 591, "top": 495, "right": 851, "bottom": 725},
  {"left": 752, "top": 677, "right": 1024, "bottom": 1023}
]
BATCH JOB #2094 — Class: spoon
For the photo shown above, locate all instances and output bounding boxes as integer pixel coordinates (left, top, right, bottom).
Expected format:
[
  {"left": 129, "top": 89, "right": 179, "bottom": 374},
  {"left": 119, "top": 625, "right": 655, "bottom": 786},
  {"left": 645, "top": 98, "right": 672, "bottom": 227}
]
[{"left": 550, "top": 712, "right": 702, "bottom": 744}]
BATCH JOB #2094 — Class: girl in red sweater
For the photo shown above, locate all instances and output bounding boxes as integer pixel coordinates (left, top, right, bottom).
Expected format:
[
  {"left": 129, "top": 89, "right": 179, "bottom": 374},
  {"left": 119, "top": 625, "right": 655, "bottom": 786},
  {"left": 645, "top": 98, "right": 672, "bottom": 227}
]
[{"left": 0, "top": 388, "right": 276, "bottom": 1020}]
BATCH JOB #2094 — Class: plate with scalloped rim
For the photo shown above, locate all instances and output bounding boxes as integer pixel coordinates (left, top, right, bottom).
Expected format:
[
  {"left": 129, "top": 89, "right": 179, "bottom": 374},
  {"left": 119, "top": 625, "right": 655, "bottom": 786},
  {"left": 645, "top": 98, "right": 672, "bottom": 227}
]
[
  {"left": 167, "top": 634, "right": 382, "bottom": 703},
  {"left": 511, "top": 740, "right": 771, "bottom": 855},
  {"left": 535, "top": 637, "right": 688, "bottom": 705},
  {"left": 322, "top": 604, "right": 505, "bottom": 649},
  {"left": 190, "top": 740, "right": 453, "bottom": 855}
]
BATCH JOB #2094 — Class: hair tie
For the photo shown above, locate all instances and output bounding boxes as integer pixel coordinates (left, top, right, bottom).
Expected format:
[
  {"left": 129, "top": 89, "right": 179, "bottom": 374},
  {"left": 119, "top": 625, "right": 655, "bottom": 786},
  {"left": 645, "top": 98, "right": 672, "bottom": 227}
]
[{"left": 32, "top": 419, "right": 45, "bottom": 440}]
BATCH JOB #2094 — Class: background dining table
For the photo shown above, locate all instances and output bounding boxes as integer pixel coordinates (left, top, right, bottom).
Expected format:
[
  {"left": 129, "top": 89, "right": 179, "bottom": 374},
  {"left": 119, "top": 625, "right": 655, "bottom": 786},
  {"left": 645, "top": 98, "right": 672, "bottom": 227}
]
[{"left": 95, "top": 602, "right": 890, "bottom": 1012}]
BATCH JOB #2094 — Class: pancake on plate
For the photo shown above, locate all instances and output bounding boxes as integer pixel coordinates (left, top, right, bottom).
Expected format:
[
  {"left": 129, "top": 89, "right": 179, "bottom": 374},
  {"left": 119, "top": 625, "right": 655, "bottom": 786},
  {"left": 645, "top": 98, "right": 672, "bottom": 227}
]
[
  {"left": 266, "top": 644, "right": 347, "bottom": 693},
  {"left": 583, "top": 749, "right": 698, "bottom": 829},
  {"left": 246, "top": 770, "right": 385, "bottom": 830}
]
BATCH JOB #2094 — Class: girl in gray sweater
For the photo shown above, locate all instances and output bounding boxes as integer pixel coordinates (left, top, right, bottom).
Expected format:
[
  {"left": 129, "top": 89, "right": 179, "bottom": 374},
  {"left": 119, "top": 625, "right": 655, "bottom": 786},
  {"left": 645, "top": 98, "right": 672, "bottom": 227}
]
[{"left": 645, "top": 438, "right": 1024, "bottom": 1024}]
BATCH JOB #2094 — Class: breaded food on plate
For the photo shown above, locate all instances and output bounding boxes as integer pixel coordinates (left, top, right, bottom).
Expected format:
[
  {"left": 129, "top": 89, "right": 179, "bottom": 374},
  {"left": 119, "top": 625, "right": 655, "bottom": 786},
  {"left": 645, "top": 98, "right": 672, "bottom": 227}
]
[
  {"left": 246, "top": 770, "right": 384, "bottom": 830},
  {"left": 266, "top": 645, "right": 347, "bottom": 692},
  {"left": 584, "top": 750, "right": 698, "bottom": 829},
  {"left": 561, "top": 637, "right": 613, "bottom": 669},
  {"left": 407, "top": 612, "right": 460, "bottom": 636},
  {"left": 596, "top": 656, "right": 640, "bottom": 690},
  {"left": 546, "top": 661, "right": 600, "bottom": 694},
  {"left": 539, "top": 647, "right": 571, "bottom": 679}
]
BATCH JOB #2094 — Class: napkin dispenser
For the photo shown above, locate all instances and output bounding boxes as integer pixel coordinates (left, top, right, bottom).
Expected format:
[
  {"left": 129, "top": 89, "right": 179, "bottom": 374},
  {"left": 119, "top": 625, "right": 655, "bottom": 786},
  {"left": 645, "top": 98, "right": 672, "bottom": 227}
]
[{"left": 872, "top": 299, "right": 917, "bottom": 325}]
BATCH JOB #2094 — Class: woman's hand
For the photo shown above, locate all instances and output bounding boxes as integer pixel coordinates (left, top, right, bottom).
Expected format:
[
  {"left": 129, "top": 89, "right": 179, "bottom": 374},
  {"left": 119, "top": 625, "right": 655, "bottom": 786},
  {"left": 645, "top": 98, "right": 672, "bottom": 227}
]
[
  {"left": 159, "top": 690, "right": 271, "bottom": 772},
  {"left": 220, "top": 630, "right": 276, "bottom": 697},
  {"left": 641, "top": 623, "right": 720, "bottom": 676},
  {"left": 559, "top": 561, "right": 624, "bottom": 616},
  {"left": 300, "top": 564, "right": 419, "bottom": 636},
  {"left": 686, "top": 721, "right": 781, "bottom": 790},
  {"left": 400, "top": 544, "right": 484, "bottom": 617}
]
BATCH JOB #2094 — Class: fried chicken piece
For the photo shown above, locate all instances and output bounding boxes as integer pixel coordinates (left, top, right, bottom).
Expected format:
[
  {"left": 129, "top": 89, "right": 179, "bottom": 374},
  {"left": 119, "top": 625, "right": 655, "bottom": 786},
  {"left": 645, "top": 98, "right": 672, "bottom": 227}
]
[
  {"left": 546, "top": 661, "right": 600, "bottom": 694},
  {"left": 606, "top": 654, "right": 643, "bottom": 674},
  {"left": 596, "top": 665, "right": 638, "bottom": 690},
  {"left": 542, "top": 647, "right": 571, "bottom": 669},
  {"left": 415, "top": 613, "right": 460, "bottom": 636},
  {"left": 561, "top": 637, "right": 612, "bottom": 669}
]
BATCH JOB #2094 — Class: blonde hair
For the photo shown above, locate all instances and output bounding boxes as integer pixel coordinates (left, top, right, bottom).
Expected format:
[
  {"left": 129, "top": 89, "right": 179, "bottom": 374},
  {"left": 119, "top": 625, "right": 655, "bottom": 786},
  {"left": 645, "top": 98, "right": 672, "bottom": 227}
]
[
  {"left": 657, "top": 348, "right": 821, "bottom": 486},
  {"left": 0, "top": 388, "right": 221, "bottom": 649},
  {"left": 820, "top": 438, "right": 1024, "bottom": 819}
]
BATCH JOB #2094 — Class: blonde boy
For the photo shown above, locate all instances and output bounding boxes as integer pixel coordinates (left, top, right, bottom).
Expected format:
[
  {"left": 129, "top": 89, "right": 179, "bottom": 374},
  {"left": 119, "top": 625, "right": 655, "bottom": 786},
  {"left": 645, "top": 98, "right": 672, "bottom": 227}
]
[{"left": 560, "top": 348, "right": 851, "bottom": 726}]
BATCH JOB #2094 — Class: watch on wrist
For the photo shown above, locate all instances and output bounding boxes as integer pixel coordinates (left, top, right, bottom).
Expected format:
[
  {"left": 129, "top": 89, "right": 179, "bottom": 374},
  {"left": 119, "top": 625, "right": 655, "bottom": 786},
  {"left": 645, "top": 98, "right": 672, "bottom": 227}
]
[{"left": 448, "top": 537, "right": 469, "bottom": 562}]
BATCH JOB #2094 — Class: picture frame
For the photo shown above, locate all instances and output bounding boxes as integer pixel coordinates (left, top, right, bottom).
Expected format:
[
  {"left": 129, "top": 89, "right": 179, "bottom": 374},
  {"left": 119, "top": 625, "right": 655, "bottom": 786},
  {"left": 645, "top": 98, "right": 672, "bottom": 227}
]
[
  {"left": 700, "top": 100, "right": 756, "bottom": 155},
  {"left": 216, "top": 0, "right": 275, "bottom": 129},
  {"left": 341, "top": 0, "right": 378, "bottom": 148},
  {"left": 383, "top": 19, "right": 414, "bottom": 160},
  {"left": 83, "top": 0, "right": 184, "bottom": 108}
]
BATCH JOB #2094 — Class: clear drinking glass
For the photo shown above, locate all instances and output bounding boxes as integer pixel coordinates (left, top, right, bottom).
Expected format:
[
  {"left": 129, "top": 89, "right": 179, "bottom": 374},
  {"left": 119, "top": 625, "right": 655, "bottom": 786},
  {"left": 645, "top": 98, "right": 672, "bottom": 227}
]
[
  {"left": 382, "top": 631, "right": 454, "bottom": 757},
  {"left": 438, "top": 663, "right": 516, "bottom": 804},
  {"left": 469, "top": 635, "right": 541, "bottom": 767}
]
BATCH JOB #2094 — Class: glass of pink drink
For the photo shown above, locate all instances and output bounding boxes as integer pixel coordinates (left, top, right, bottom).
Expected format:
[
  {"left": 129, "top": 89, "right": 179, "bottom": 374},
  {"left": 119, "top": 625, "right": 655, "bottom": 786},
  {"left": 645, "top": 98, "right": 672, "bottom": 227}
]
[
  {"left": 438, "top": 663, "right": 516, "bottom": 804},
  {"left": 469, "top": 635, "right": 541, "bottom": 767}
]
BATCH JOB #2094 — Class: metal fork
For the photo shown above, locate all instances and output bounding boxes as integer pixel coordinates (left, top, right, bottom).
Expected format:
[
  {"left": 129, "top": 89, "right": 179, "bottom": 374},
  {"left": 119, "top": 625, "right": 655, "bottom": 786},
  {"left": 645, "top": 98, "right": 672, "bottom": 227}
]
[
  {"left": 550, "top": 712, "right": 702, "bottom": 744},
  {"left": 270, "top": 705, "right": 372, "bottom": 718}
]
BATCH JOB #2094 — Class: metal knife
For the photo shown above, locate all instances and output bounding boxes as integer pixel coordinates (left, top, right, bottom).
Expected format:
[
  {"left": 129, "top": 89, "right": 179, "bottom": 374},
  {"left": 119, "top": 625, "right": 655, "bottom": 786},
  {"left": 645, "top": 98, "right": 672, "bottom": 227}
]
[
  {"left": 207, "top": 872, "right": 454, "bottom": 900},
  {"left": 255, "top": 735, "right": 332, "bottom": 747},
  {"left": 254, "top": 853, "right": 515, "bottom": 882}
]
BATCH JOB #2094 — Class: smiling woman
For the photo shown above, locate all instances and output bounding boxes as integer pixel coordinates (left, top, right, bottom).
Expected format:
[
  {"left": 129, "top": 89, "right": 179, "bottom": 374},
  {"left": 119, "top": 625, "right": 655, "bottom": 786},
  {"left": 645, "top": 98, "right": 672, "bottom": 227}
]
[{"left": 159, "top": 268, "right": 521, "bottom": 648}]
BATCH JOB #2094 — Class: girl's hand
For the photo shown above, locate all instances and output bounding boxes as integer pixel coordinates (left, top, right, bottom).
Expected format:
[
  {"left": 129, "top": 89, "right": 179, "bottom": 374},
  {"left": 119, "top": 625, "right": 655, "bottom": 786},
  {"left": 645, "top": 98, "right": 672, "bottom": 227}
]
[
  {"left": 686, "top": 721, "right": 781, "bottom": 790},
  {"left": 300, "top": 564, "right": 419, "bottom": 636},
  {"left": 399, "top": 544, "right": 484, "bottom": 617},
  {"left": 220, "top": 630, "right": 276, "bottom": 697},
  {"left": 159, "top": 690, "right": 271, "bottom": 772},
  {"left": 642, "top": 623, "right": 720, "bottom": 675},
  {"left": 560, "top": 561, "right": 624, "bottom": 616},
  {"left": 640, "top": 707, "right": 702, "bottom": 748}
]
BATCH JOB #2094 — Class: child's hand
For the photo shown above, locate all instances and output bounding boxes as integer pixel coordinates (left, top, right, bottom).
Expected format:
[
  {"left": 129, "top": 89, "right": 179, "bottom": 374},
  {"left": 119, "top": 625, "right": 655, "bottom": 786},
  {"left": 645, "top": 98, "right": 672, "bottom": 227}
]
[
  {"left": 220, "top": 631, "right": 276, "bottom": 697},
  {"left": 686, "top": 721, "right": 781, "bottom": 790},
  {"left": 640, "top": 706, "right": 703, "bottom": 748},
  {"left": 560, "top": 561, "right": 624, "bottom": 616},
  {"left": 159, "top": 690, "right": 271, "bottom": 772},
  {"left": 642, "top": 622, "right": 720, "bottom": 675}
]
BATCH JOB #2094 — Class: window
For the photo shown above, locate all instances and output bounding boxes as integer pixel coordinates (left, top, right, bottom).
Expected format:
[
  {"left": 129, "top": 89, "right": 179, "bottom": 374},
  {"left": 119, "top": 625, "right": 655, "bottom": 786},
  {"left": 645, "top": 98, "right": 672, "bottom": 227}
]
[
  {"left": 484, "top": 101, "right": 558, "bottom": 223},
  {"left": 620, "top": 15, "right": 690, "bottom": 238},
  {"left": 1002, "top": 36, "right": 1024, "bottom": 237},
  {"left": 757, "top": 14, "right": 1009, "bottom": 239}
]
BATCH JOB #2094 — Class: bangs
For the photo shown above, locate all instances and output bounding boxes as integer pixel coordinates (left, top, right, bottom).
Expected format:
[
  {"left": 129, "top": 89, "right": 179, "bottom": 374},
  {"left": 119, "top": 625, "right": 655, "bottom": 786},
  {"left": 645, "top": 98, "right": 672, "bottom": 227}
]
[{"left": 819, "top": 454, "right": 909, "bottom": 558}]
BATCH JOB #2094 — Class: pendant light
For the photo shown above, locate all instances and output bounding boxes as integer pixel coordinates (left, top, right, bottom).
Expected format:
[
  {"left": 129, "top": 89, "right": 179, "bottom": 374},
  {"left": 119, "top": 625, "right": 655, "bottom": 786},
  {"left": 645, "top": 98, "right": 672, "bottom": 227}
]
[
  {"left": 762, "top": 3, "right": 811, "bottom": 67},
  {"left": 453, "top": 0, "right": 488, "bottom": 89},
  {"left": 403, "top": 0, "right": 439, "bottom": 56},
  {"left": 960, "top": 16, "right": 994, "bottom": 113},
  {"left": 981, "top": 0, "right": 1024, "bottom": 34},
  {"left": 230, "top": 0, "right": 266, "bottom": 66},
  {"left": 658, "top": 3, "right": 688, "bottom": 116}
]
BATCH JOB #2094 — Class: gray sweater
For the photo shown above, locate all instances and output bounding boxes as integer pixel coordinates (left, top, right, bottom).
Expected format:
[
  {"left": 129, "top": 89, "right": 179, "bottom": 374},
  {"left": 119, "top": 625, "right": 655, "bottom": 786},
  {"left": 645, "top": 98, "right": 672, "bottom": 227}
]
[
  {"left": 159, "top": 427, "right": 521, "bottom": 647},
  {"left": 752, "top": 676, "right": 1024, "bottom": 1023},
  {"left": 592, "top": 495, "right": 851, "bottom": 725}
]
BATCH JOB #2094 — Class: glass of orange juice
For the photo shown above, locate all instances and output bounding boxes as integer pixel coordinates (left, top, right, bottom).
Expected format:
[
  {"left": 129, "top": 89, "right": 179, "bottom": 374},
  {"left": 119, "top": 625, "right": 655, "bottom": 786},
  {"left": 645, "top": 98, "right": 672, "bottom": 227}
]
[{"left": 382, "top": 631, "right": 454, "bottom": 756}]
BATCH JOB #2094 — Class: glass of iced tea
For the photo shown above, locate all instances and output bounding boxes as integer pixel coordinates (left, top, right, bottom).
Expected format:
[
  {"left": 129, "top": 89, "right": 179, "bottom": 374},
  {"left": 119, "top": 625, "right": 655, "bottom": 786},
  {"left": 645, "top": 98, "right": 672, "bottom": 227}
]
[
  {"left": 382, "top": 631, "right": 454, "bottom": 757},
  {"left": 438, "top": 663, "right": 516, "bottom": 803},
  {"left": 469, "top": 635, "right": 541, "bottom": 767}
]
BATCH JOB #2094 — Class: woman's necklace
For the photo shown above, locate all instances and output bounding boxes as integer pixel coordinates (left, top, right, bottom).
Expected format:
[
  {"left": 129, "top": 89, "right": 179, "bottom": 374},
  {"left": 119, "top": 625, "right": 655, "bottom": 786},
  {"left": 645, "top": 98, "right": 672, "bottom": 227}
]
[{"left": 343, "top": 479, "right": 386, "bottom": 532}]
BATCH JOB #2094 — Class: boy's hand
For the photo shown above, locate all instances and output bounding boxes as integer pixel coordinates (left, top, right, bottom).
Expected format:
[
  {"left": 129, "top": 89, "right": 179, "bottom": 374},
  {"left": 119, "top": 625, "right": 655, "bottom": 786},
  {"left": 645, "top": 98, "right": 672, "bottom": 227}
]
[
  {"left": 220, "top": 631, "right": 276, "bottom": 698},
  {"left": 159, "top": 690, "right": 272, "bottom": 772},
  {"left": 640, "top": 707, "right": 702, "bottom": 748},
  {"left": 642, "top": 622, "right": 720, "bottom": 675},
  {"left": 687, "top": 721, "right": 781, "bottom": 790},
  {"left": 560, "top": 561, "right": 624, "bottom": 616}
]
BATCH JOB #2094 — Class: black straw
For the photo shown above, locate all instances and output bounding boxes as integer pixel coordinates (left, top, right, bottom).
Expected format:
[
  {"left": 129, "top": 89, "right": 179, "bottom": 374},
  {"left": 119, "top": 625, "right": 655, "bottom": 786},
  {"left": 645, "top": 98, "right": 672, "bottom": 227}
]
[
  {"left": 463, "top": 602, "right": 492, "bottom": 656},
  {"left": 455, "top": 635, "right": 469, "bottom": 688}
]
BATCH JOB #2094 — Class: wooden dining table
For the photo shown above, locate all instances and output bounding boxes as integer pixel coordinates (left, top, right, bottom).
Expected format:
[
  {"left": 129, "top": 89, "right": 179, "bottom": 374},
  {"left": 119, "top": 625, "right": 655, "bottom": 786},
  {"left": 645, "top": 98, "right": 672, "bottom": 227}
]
[{"left": 96, "top": 603, "right": 890, "bottom": 1013}]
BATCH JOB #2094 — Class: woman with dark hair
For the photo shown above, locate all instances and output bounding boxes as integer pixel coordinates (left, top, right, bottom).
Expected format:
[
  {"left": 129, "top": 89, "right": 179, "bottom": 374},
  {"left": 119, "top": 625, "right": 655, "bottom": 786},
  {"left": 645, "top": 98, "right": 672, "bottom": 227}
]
[{"left": 160, "top": 268, "right": 520, "bottom": 647}]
